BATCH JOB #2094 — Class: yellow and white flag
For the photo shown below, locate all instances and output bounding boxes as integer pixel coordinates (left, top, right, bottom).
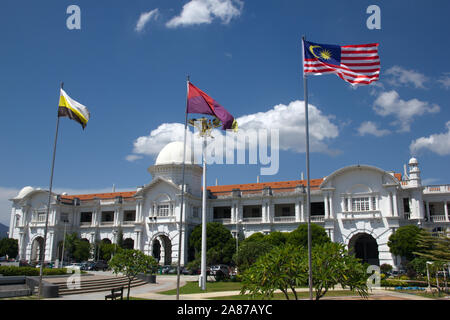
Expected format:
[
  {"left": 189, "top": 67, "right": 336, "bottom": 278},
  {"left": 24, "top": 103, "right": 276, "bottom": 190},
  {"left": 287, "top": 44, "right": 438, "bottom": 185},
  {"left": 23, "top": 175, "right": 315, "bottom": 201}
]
[{"left": 58, "top": 89, "right": 90, "bottom": 129}]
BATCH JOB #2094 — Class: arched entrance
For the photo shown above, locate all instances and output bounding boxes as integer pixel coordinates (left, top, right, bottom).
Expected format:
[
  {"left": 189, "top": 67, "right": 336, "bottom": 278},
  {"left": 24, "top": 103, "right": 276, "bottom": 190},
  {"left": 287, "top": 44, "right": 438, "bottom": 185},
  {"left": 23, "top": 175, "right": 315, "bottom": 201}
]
[
  {"left": 348, "top": 233, "right": 379, "bottom": 266},
  {"left": 30, "top": 236, "right": 44, "bottom": 263},
  {"left": 151, "top": 235, "right": 172, "bottom": 265},
  {"left": 123, "top": 238, "right": 134, "bottom": 250}
]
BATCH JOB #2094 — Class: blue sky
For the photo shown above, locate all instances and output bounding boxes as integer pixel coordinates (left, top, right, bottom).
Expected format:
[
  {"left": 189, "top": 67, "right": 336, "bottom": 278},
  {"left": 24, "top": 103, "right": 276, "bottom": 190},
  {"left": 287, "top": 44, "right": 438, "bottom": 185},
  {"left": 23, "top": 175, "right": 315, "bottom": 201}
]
[{"left": 1, "top": 0, "right": 449, "bottom": 225}]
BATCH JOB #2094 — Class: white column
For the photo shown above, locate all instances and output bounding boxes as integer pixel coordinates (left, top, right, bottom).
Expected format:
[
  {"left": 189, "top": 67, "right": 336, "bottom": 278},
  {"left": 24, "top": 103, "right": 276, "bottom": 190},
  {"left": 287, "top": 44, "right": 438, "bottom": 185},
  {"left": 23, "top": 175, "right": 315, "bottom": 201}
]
[
  {"left": 300, "top": 200, "right": 305, "bottom": 222},
  {"left": 444, "top": 201, "right": 449, "bottom": 222},
  {"left": 349, "top": 196, "right": 353, "bottom": 212},
  {"left": 392, "top": 193, "right": 399, "bottom": 217},
  {"left": 389, "top": 193, "right": 393, "bottom": 216},
  {"left": 426, "top": 201, "right": 431, "bottom": 221},
  {"left": 329, "top": 229, "right": 334, "bottom": 242},
  {"left": 329, "top": 195, "right": 334, "bottom": 219},
  {"left": 324, "top": 195, "right": 329, "bottom": 219},
  {"left": 269, "top": 203, "right": 274, "bottom": 223},
  {"left": 295, "top": 201, "right": 300, "bottom": 222}
]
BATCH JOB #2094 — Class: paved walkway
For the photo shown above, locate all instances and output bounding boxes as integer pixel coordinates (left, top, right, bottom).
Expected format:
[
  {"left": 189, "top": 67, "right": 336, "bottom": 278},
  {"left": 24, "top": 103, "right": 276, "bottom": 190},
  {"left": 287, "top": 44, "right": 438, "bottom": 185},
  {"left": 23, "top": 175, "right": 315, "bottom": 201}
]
[{"left": 47, "top": 273, "right": 435, "bottom": 300}]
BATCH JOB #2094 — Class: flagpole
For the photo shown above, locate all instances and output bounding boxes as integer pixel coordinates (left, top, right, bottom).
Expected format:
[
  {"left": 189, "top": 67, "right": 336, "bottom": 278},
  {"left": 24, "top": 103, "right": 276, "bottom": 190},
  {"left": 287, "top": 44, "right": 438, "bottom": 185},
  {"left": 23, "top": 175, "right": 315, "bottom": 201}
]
[
  {"left": 200, "top": 133, "right": 207, "bottom": 291},
  {"left": 38, "top": 82, "right": 64, "bottom": 299},
  {"left": 302, "top": 36, "right": 313, "bottom": 301},
  {"left": 176, "top": 76, "right": 190, "bottom": 300}
]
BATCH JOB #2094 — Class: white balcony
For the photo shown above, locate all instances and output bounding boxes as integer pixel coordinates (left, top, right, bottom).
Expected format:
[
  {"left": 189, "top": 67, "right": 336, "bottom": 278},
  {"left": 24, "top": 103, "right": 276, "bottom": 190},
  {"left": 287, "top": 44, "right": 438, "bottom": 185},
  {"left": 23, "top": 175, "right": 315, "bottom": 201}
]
[
  {"left": 274, "top": 216, "right": 296, "bottom": 223},
  {"left": 310, "top": 215, "right": 325, "bottom": 222},
  {"left": 431, "top": 215, "right": 447, "bottom": 223},
  {"left": 213, "top": 218, "right": 232, "bottom": 224},
  {"left": 242, "top": 217, "right": 262, "bottom": 223},
  {"left": 122, "top": 220, "right": 136, "bottom": 225}
]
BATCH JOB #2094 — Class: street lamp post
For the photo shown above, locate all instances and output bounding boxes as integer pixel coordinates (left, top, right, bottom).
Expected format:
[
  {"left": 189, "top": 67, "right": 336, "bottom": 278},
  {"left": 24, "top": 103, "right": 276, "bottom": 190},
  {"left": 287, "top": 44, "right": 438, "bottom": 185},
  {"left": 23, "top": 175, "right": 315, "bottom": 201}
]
[
  {"left": 426, "top": 261, "right": 433, "bottom": 291},
  {"left": 60, "top": 219, "right": 69, "bottom": 267},
  {"left": 235, "top": 219, "right": 242, "bottom": 255}
]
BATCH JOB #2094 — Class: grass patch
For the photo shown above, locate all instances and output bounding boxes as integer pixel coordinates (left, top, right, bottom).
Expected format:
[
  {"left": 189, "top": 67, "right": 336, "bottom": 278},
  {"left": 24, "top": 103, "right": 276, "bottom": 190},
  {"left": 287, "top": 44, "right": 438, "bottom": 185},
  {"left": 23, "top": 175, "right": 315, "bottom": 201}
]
[
  {"left": 210, "top": 290, "right": 365, "bottom": 300},
  {"left": 159, "top": 281, "right": 243, "bottom": 295},
  {"left": 128, "top": 297, "right": 151, "bottom": 300}
]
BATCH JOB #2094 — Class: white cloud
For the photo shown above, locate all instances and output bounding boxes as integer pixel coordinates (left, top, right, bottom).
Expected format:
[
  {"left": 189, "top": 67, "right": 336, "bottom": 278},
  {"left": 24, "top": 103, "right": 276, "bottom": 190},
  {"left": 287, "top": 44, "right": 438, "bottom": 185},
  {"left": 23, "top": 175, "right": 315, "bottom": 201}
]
[
  {"left": 166, "top": 0, "right": 243, "bottom": 28},
  {"left": 437, "top": 73, "right": 450, "bottom": 90},
  {"left": 135, "top": 8, "right": 159, "bottom": 33},
  {"left": 125, "top": 154, "right": 143, "bottom": 162},
  {"left": 373, "top": 90, "right": 440, "bottom": 132},
  {"left": 357, "top": 121, "right": 390, "bottom": 137},
  {"left": 410, "top": 121, "right": 450, "bottom": 156},
  {"left": 126, "top": 100, "right": 340, "bottom": 162},
  {"left": 385, "top": 66, "right": 429, "bottom": 89}
]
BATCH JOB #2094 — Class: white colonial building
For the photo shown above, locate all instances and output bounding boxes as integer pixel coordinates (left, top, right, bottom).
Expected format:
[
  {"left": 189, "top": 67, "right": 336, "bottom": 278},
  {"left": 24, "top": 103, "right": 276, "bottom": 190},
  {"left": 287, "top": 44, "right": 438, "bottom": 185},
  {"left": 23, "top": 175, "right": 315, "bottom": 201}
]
[{"left": 8, "top": 141, "right": 450, "bottom": 269}]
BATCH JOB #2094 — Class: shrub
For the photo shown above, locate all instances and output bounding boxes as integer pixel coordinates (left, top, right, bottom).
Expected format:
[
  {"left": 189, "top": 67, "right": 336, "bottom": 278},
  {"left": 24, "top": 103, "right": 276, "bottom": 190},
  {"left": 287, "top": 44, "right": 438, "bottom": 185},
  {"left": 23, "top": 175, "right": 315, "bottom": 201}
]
[
  {"left": 0, "top": 266, "right": 67, "bottom": 276},
  {"left": 380, "top": 263, "right": 393, "bottom": 274},
  {"left": 381, "top": 279, "right": 407, "bottom": 287}
]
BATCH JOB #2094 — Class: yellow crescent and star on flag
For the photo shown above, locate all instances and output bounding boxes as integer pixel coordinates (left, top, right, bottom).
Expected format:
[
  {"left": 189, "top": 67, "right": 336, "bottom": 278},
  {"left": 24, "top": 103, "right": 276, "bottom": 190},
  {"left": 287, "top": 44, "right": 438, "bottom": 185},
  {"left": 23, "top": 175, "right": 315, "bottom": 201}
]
[{"left": 309, "top": 44, "right": 333, "bottom": 61}]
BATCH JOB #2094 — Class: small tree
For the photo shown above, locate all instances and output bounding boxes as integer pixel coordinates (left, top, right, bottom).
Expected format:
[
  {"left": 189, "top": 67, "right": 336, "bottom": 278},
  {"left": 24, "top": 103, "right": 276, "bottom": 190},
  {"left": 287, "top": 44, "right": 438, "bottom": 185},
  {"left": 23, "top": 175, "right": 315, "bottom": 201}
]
[
  {"left": 189, "top": 222, "right": 235, "bottom": 265},
  {"left": 380, "top": 263, "right": 393, "bottom": 275},
  {"left": 116, "top": 227, "right": 124, "bottom": 249},
  {"left": 263, "top": 231, "right": 288, "bottom": 247},
  {"left": 0, "top": 238, "right": 18, "bottom": 259},
  {"left": 64, "top": 232, "right": 79, "bottom": 262},
  {"left": 287, "top": 223, "right": 330, "bottom": 248},
  {"left": 311, "top": 242, "right": 368, "bottom": 300},
  {"left": 73, "top": 240, "right": 91, "bottom": 262},
  {"left": 99, "top": 243, "right": 120, "bottom": 261},
  {"left": 234, "top": 240, "right": 273, "bottom": 274},
  {"left": 387, "top": 225, "right": 422, "bottom": 261},
  {"left": 109, "top": 249, "right": 158, "bottom": 299},
  {"left": 240, "top": 244, "right": 307, "bottom": 300}
]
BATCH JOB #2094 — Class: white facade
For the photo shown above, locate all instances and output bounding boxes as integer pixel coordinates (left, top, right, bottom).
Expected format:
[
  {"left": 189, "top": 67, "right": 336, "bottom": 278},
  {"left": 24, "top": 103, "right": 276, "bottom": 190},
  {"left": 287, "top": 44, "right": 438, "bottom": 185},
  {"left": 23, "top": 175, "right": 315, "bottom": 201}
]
[{"left": 8, "top": 143, "right": 450, "bottom": 269}]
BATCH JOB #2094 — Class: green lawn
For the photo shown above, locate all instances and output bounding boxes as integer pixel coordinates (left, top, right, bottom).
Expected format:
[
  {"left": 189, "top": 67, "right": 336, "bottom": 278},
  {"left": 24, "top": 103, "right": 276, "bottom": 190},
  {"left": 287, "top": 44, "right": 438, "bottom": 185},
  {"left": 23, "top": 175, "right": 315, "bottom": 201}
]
[
  {"left": 159, "top": 281, "right": 243, "bottom": 295},
  {"left": 210, "top": 290, "right": 364, "bottom": 300}
]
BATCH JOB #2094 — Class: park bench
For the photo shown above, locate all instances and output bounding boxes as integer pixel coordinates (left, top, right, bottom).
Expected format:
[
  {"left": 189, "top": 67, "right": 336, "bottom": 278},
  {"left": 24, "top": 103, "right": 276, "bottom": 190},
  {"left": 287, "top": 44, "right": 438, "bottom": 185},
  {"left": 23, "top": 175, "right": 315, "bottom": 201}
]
[{"left": 105, "top": 287, "right": 124, "bottom": 300}]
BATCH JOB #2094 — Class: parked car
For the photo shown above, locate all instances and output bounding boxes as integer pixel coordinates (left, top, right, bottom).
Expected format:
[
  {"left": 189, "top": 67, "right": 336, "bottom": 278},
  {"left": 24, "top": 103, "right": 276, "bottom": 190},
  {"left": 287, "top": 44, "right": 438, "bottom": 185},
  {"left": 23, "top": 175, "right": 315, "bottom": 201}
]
[
  {"left": 167, "top": 266, "right": 178, "bottom": 274},
  {"left": 91, "top": 260, "right": 108, "bottom": 271},
  {"left": 210, "top": 265, "right": 230, "bottom": 277},
  {"left": 161, "top": 265, "right": 172, "bottom": 274}
]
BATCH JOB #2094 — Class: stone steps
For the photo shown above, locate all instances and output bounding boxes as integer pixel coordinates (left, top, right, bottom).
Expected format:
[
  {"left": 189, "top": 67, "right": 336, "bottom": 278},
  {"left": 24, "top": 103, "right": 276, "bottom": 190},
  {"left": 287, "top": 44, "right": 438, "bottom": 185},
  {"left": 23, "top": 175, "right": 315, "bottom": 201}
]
[{"left": 57, "top": 276, "right": 148, "bottom": 295}]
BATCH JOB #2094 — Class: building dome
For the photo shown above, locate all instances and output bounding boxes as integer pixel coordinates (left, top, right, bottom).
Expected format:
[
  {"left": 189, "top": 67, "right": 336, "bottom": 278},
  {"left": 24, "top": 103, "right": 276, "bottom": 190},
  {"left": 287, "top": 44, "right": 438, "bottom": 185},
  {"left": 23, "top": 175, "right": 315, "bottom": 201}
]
[
  {"left": 408, "top": 157, "right": 418, "bottom": 165},
  {"left": 15, "top": 186, "right": 35, "bottom": 199},
  {"left": 155, "top": 141, "right": 194, "bottom": 165}
]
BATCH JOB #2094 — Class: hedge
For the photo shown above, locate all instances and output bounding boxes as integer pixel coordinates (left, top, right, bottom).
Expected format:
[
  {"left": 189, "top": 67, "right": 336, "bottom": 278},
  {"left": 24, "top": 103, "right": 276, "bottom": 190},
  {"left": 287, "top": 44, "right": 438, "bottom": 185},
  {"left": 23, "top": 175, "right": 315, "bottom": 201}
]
[{"left": 0, "top": 266, "right": 67, "bottom": 276}]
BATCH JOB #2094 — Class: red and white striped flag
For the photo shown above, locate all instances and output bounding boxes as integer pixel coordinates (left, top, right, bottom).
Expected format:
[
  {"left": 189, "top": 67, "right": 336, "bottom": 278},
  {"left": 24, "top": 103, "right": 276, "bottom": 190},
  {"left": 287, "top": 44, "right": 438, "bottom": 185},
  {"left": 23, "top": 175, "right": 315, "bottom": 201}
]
[{"left": 303, "top": 40, "right": 380, "bottom": 85}]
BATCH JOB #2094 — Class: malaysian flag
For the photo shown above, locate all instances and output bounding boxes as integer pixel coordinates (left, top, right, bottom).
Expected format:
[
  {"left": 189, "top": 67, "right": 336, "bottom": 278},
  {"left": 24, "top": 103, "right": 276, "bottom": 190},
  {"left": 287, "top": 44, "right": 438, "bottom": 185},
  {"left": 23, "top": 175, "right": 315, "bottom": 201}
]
[{"left": 303, "top": 40, "right": 380, "bottom": 85}]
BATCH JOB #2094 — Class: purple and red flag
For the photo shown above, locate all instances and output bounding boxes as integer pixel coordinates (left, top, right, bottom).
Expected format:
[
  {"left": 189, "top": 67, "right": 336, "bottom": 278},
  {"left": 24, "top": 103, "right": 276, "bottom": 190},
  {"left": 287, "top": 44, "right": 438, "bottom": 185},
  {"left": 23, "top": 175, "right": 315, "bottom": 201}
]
[
  {"left": 303, "top": 40, "right": 380, "bottom": 85},
  {"left": 187, "top": 82, "right": 238, "bottom": 131}
]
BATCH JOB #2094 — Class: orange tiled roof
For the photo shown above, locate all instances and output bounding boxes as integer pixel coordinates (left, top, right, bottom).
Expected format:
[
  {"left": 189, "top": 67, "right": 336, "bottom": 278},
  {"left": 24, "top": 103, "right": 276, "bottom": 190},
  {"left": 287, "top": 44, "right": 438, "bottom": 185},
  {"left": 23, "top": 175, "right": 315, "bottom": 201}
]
[
  {"left": 207, "top": 179, "right": 324, "bottom": 195},
  {"left": 61, "top": 191, "right": 136, "bottom": 201},
  {"left": 59, "top": 172, "right": 403, "bottom": 201}
]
